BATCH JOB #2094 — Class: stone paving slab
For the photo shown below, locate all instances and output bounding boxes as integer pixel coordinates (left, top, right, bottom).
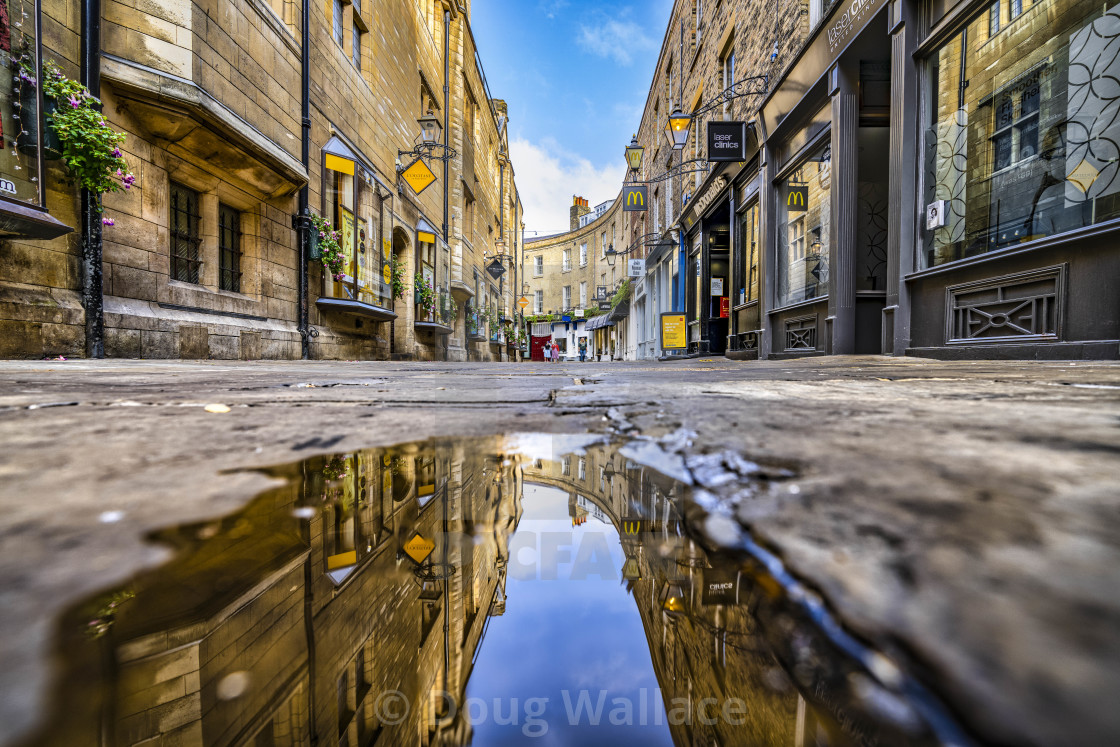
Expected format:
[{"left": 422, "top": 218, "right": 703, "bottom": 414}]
[{"left": 1, "top": 356, "right": 1118, "bottom": 745}]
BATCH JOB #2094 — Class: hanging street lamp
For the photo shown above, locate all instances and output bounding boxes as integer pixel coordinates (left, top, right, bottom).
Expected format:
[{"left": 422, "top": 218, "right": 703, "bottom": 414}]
[
  {"left": 417, "top": 110, "right": 443, "bottom": 144},
  {"left": 624, "top": 134, "right": 644, "bottom": 172},
  {"left": 604, "top": 244, "right": 618, "bottom": 267},
  {"left": 664, "top": 107, "right": 692, "bottom": 150}
]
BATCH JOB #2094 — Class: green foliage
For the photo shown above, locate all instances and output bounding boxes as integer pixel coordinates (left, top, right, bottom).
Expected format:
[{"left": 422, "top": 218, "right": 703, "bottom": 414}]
[
  {"left": 40, "top": 60, "right": 132, "bottom": 199},
  {"left": 309, "top": 213, "right": 345, "bottom": 280},
  {"left": 414, "top": 273, "right": 437, "bottom": 317},
  {"left": 389, "top": 253, "right": 408, "bottom": 300},
  {"left": 611, "top": 278, "right": 632, "bottom": 308}
]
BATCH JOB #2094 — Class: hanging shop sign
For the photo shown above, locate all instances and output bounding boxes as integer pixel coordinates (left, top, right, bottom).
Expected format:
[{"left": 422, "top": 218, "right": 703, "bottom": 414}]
[
  {"left": 401, "top": 158, "right": 437, "bottom": 195},
  {"left": 660, "top": 312, "right": 687, "bottom": 351},
  {"left": 707, "top": 121, "right": 746, "bottom": 162},
  {"left": 486, "top": 258, "right": 506, "bottom": 280},
  {"left": 623, "top": 185, "right": 648, "bottom": 211},
  {"left": 517, "top": 296, "right": 530, "bottom": 310},
  {"left": 701, "top": 567, "right": 745, "bottom": 606},
  {"left": 628, "top": 258, "right": 645, "bottom": 277}
]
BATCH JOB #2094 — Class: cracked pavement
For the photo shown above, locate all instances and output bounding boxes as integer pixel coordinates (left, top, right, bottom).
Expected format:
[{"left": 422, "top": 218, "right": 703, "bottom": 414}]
[{"left": 1, "top": 356, "right": 1118, "bottom": 745}]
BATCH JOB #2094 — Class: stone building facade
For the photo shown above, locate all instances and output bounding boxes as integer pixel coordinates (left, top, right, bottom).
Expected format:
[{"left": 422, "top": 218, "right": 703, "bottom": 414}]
[
  {"left": 618, "top": 0, "right": 1118, "bottom": 361},
  {"left": 524, "top": 194, "right": 623, "bottom": 317},
  {"left": 0, "top": 0, "right": 521, "bottom": 361}
]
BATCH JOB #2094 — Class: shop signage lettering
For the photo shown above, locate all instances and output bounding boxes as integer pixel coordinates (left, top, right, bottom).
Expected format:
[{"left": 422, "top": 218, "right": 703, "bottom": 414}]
[
  {"left": 624, "top": 185, "right": 648, "bottom": 211},
  {"left": 628, "top": 258, "right": 645, "bottom": 278},
  {"left": 402, "top": 158, "right": 437, "bottom": 195},
  {"left": 0, "top": 179, "right": 16, "bottom": 195},
  {"left": 707, "top": 121, "right": 747, "bottom": 162},
  {"left": 694, "top": 176, "right": 730, "bottom": 215},
  {"left": 827, "top": 0, "right": 882, "bottom": 54}
]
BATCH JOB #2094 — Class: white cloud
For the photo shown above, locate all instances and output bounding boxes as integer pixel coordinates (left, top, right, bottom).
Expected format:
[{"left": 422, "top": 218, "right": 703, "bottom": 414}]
[
  {"left": 509, "top": 136, "right": 626, "bottom": 238},
  {"left": 577, "top": 10, "right": 656, "bottom": 66},
  {"left": 538, "top": 0, "right": 570, "bottom": 20}
]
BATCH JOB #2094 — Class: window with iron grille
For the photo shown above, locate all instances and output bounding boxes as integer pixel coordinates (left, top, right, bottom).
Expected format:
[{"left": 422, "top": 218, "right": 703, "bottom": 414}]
[
  {"left": 170, "top": 182, "right": 201, "bottom": 284},
  {"left": 218, "top": 204, "right": 242, "bottom": 292}
]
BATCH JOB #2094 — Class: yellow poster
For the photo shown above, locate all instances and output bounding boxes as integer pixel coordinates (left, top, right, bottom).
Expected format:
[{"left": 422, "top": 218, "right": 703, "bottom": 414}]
[
  {"left": 340, "top": 207, "right": 355, "bottom": 278},
  {"left": 661, "top": 313, "right": 687, "bottom": 350}
]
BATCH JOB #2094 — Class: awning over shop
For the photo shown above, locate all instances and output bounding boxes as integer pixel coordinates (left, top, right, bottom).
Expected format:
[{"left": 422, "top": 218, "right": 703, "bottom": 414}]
[
  {"left": 608, "top": 299, "right": 630, "bottom": 322},
  {"left": 645, "top": 238, "right": 676, "bottom": 268},
  {"left": 586, "top": 314, "right": 616, "bottom": 331}
]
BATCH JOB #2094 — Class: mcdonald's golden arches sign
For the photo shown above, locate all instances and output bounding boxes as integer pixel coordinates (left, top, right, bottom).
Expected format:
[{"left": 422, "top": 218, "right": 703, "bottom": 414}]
[
  {"left": 623, "top": 185, "right": 648, "bottom": 212},
  {"left": 786, "top": 185, "right": 808, "bottom": 213}
]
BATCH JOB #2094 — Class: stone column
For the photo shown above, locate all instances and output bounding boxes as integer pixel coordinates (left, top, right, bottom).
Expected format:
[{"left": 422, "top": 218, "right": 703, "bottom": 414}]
[{"left": 829, "top": 65, "right": 859, "bottom": 355}]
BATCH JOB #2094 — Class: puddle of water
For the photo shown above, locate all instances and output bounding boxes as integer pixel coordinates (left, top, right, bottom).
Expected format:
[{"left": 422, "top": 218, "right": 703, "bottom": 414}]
[{"left": 24, "top": 436, "right": 952, "bottom": 747}]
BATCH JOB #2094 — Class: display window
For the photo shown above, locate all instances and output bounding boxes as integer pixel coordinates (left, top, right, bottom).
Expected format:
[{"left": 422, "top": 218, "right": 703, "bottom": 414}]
[
  {"left": 736, "top": 202, "right": 760, "bottom": 306},
  {"left": 776, "top": 142, "right": 832, "bottom": 307},
  {"left": 1, "top": 0, "right": 43, "bottom": 209},
  {"left": 922, "top": 0, "right": 1120, "bottom": 267},
  {"left": 322, "top": 145, "right": 391, "bottom": 309}
]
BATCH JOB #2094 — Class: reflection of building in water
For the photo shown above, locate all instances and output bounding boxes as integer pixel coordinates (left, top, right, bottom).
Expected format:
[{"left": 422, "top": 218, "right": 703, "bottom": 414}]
[
  {"left": 524, "top": 445, "right": 850, "bottom": 747},
  {"left": 37, "top": 438, "right": 523, "bottom": 747}
]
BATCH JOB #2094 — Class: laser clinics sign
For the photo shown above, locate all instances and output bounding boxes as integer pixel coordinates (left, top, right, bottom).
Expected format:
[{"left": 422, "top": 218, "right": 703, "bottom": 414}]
[{"left": 827, "top": 0, "right": 883, "bottom": 55}]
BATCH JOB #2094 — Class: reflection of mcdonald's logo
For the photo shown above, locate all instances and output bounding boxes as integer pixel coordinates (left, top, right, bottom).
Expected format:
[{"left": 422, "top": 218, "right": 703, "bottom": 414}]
[
  {"left": 623, "top": 186, "right": 648, "bottom": 212},
  {"left": 787, "top": 186, "right": 808, "bottom": 212},
  {"left": 621, "top": 518, "right": 642, "bottom": 535}
]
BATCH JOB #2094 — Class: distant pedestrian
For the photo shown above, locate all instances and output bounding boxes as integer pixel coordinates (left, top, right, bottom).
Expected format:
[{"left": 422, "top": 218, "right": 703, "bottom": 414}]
[
  {"left": 542, "top": 341, "right": 551, "bottom": 363},
  {"left": 552, "top": 344, "right": 560, "bottom": 363}
]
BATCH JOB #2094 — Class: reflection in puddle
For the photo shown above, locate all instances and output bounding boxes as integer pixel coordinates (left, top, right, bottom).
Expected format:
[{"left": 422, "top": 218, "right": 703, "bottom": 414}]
[{"left": 28, "top": 436, "right": 946, "bottom": 746}]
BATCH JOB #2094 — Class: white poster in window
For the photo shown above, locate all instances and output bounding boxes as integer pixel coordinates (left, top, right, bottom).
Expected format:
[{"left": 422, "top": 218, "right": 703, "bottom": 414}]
[{"left": 711, "top": 277, "right": 724, "bottom": 296}]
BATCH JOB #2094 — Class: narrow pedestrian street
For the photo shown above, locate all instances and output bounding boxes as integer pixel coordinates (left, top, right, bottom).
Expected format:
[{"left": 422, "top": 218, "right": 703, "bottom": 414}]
[{"left": 1, "top": 357, "right": 1118, "bottom": 745}]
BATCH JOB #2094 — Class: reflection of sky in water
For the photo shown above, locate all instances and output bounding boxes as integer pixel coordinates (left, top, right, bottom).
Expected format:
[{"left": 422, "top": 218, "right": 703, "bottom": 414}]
[{"left": 467, "top": 483, "right": 672, "bottom": 746}]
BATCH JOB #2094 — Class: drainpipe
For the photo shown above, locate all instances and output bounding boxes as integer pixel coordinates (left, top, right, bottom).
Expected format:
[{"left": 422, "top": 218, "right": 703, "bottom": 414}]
[
  {"left": 80, "top": 0, "right": 104, "bottom": 358},
  {"left": 443, "top": 9, "right": 451, "bottom": 362},
  {"left": 297, "top": 0, "right": 311, "bottom": 359}
]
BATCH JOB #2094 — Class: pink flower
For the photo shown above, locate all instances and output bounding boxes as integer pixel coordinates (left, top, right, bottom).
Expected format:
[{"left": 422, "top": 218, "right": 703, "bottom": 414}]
[
  {"left": 68, "top": 96, "right": 80, "bottom": 108},
  {"left": 102, "top": 218, "right": 114, "bottom": 226},
  {"left": 115, "top": 169, "right": 122, "bottom": 177},
  {"left": 112, "top": 148, "right": 122, "bottom": 158}
]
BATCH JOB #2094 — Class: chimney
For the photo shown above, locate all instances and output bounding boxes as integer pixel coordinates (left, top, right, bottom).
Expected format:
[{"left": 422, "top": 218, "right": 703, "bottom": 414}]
[{"left": 570, "top": 195, "right": 590, "bottom": 231}]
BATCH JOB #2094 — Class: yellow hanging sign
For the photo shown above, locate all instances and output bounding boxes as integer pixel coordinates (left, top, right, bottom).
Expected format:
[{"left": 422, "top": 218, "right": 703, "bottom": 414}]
[
  {"left": 417, "top": 231, "right": 436, "bottom": 244},
  {"left": 402, "top": 158, "right": 437, "bottom": 195}
]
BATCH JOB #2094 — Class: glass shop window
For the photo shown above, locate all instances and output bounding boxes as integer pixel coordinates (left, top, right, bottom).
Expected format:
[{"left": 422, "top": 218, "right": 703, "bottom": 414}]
[
  {"left": 736, "top": 202, "right": 760, "bottom": 305},
  {"left": 417, "top": 231, "right": 436, "bottom": 321},
  {"left": 1, "top": 5, "right": 43, "bottom": 210},
  {"left": 776, "top": 143, "right": 831, "bottom": 307},
  {"left": 923, "top": 0, "right": 1120, "bottom": 267},
  {"left": 324, "top": 152, "right": 390, "bottom": 308}
]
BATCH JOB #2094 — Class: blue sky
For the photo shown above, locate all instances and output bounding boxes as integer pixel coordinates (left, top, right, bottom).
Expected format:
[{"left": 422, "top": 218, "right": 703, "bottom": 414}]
[{"left": 471, "top": 1, "right": 675, "bottom": 236}]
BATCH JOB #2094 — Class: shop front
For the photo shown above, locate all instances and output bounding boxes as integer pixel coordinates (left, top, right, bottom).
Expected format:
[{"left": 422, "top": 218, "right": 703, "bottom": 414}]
[
  {"left": 760, "top": 0, "right": 893, "bottom": 358},
  {"left": 906, "top": 0, "right": 1120, "bottom": 358},
  {"left": 728, "top": 166, "right": 763, "bottom": 358},
  {"left": 0, "top": 2, "right": 72, "bottom": 239},
  {"left": 315, "top": 137, "right": 396, "bottom": 331},
  {"left": 682, "top": 173, "right": 734, "bottom": 356}
]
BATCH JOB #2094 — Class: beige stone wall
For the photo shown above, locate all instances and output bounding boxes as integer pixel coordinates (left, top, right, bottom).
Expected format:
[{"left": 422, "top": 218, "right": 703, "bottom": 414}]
[
  {"left": 525, "top": 194, "right": 624, "bottom": 316},
  {"left": 0, "top": 0, "right": 520, "bottom": 361},
  {"left": 624, "top": 0, "right": 811, "bottom": 253}
]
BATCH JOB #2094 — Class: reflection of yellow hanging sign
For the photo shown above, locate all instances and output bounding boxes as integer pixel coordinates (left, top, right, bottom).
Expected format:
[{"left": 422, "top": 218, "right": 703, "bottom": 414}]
[
  {"left": 660, "top": 312, "right": 687, "bottom": 351},
  {"left": 327, "top": 551, "right": 357, "bottom": 571},
  {"left": 382, "top": 239, "right": 393, "bottom": 284},
  {"left": 1068, "top": 159, "right": 1100, "bottom": 194},
  {"left": 403, "top": 533, "right": 435, "bottom": 564},
  {"left": 402, "top": 158, "right": 437, "bottom": 195}
]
